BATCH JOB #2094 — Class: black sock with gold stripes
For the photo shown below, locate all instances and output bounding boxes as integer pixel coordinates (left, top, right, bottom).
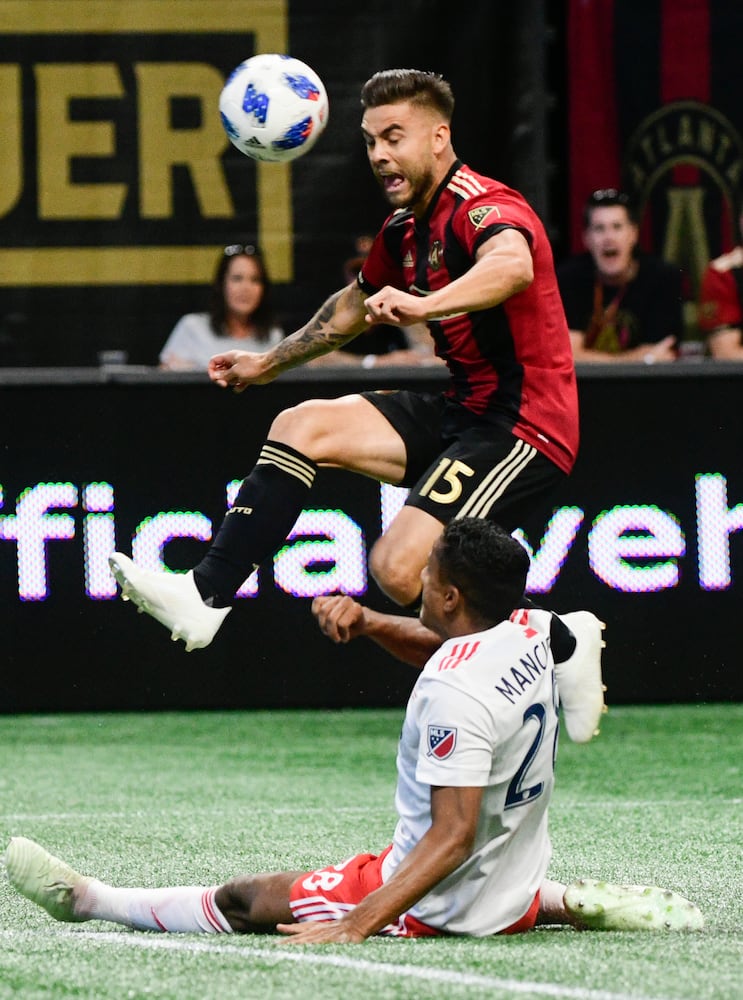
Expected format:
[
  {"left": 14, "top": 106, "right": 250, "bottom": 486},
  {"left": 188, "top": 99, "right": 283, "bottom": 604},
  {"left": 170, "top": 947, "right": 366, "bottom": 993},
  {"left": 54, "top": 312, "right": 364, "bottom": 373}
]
[{"left": 193, "top": 441, "right": 317, "bottom": 606}]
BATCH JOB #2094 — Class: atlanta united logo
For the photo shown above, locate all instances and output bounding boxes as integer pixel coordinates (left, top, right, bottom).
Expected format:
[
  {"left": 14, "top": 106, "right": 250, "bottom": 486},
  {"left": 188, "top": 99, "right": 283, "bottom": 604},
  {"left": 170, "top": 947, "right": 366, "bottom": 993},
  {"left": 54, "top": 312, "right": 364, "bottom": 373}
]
[
  {"left": 428, "top": 240, "right": 443, "bottom": 270},
  {"left": 622, "top": 100, "right": 743, "bottom": 302},
  {"left": 427, "top": 725, "right": 457, "bottom": 760},
  {"left": 624, "top": 101, "right": 743, "bottom": 203}
]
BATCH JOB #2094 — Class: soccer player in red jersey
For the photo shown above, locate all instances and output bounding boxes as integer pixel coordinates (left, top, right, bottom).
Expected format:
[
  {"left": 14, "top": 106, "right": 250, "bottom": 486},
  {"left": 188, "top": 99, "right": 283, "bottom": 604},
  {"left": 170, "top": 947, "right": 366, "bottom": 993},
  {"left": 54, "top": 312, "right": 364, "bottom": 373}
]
[{"left": 109, "top": 69, "right": 602, "bottom": 743}]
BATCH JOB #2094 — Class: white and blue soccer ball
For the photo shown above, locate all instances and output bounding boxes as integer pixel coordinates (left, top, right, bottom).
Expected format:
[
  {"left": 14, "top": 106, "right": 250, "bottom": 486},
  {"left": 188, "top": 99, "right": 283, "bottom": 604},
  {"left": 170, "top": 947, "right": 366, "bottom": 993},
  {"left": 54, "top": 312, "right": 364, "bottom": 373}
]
[{"left": 219, "top": 53, "right": 329, "bottom": 163}]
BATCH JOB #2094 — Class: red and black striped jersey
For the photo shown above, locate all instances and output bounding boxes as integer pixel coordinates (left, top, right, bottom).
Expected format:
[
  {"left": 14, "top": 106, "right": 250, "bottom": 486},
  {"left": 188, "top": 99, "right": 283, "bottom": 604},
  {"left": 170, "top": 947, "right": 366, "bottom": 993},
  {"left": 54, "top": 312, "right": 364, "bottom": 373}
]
[{"left": 358, "top": 161, "right": 579, "bottom": 475}]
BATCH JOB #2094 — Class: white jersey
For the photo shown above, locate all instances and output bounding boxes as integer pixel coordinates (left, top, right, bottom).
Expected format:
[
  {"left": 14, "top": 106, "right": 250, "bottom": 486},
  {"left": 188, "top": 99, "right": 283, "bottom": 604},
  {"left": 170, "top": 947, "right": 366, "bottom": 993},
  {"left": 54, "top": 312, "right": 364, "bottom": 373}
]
[
  {"left": 159, "top": 312, "right": 284, "bottom": 370},
  {"left": 381, "top": 607, "right": 558, "bottom": 936}
]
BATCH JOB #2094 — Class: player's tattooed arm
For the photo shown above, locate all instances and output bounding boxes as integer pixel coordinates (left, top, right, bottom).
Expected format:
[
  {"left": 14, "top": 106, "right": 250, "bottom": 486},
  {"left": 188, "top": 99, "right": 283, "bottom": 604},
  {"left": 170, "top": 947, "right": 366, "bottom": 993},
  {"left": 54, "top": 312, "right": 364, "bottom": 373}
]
[
  {"left": 272, "top": 283, "right": 370, "bottom": 369},
  {"left": 208, "top": 283, "right": 370, "bottom": 391}
]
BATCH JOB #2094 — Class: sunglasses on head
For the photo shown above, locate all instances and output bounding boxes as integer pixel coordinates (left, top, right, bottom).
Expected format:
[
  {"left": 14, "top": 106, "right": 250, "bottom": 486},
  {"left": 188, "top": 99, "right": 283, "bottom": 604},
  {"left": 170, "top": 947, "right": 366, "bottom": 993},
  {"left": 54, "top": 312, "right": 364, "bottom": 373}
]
[
  {"left": 223, "top": 243, "right": 258, "bottom": 257},
  {"left": 588, "top": 188, "right": 630, "bottom": 207}
]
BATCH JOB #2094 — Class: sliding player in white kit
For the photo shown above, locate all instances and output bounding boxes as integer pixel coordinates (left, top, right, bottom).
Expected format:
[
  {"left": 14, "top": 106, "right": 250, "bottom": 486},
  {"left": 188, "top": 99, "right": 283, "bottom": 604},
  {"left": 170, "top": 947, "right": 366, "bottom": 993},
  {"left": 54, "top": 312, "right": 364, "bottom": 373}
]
[{"left": 4, "top": 520, "right": 702, "bottom": 939}]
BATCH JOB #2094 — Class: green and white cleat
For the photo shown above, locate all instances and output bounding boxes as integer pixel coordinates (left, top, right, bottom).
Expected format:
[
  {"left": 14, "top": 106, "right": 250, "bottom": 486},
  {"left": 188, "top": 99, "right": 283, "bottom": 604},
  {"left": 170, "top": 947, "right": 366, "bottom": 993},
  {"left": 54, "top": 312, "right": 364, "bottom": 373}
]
[
  {"left": 3, "top": 837, "right": 90, "bottom": 922},
  {"left": 564, "top": 878, "right": 705, "bottom": 931}
]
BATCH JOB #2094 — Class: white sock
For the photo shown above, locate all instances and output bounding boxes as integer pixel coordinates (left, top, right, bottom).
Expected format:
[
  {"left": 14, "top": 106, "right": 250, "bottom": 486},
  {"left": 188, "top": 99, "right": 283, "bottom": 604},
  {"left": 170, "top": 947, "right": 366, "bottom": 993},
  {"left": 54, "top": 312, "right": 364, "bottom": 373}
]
[{"left": 77, "top": 880, "right": 232, "bottom": 933}]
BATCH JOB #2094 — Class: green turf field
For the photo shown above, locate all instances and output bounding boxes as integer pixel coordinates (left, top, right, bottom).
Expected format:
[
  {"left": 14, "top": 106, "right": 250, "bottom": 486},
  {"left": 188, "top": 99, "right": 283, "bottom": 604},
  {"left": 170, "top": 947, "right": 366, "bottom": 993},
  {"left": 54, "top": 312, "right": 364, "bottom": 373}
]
[{"left": 0, "top": 705, "right": 740, "bottom": 999}]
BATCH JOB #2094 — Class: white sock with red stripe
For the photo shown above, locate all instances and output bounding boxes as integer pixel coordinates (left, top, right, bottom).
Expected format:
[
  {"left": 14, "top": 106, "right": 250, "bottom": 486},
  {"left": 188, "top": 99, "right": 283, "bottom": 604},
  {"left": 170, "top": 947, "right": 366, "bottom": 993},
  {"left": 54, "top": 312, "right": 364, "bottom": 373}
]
[{"left": 76, "top": 880, "right": 232, "bottom": 933}]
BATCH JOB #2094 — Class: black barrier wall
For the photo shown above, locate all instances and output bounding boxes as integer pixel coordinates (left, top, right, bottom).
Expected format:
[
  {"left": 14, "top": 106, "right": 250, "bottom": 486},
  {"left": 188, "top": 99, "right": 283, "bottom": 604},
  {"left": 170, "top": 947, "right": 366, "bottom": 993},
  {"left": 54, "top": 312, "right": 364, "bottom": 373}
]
[{"left": 1, "top": 363, "right": 741, "bottom": 711}]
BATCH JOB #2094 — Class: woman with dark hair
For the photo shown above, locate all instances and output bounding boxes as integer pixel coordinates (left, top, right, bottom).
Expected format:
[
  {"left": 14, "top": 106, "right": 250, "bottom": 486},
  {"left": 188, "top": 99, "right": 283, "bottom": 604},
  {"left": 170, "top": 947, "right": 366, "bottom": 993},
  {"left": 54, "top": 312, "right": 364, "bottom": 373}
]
[{"left": 159, "top": 243, "right": 284, "bottom": 370}]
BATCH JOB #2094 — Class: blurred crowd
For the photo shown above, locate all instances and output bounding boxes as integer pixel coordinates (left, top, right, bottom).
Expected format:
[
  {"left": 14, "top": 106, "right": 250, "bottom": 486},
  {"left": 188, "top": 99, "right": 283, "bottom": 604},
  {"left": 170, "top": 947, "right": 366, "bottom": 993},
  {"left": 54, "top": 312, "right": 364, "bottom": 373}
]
[
  {"left": 555, "top": 188, "right": 743, "bottom": 365},
  {"left": 3, "top": 195, "right": 742, "bottom": 369}
]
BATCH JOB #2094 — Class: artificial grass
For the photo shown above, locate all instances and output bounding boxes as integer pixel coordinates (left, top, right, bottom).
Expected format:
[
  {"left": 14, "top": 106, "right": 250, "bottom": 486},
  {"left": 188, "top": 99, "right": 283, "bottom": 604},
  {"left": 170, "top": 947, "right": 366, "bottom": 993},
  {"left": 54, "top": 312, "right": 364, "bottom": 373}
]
[{"left": 0, "top": 705, "right": 740, "bottom": 999}]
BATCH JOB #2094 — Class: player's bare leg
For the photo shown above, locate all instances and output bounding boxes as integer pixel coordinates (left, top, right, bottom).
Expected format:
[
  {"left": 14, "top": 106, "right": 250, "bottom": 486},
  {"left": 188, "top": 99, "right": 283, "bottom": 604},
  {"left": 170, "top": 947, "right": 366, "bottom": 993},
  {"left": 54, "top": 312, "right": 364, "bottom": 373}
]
[
  {"left": 190, "top": 392, "right": 407, "bottom": 606},
  {"left": 369, "top": 506, "right": 444, "bottom": 605},
  {"left": 110, "top": 394, "right": 406, "bottom": 650},
  {"left": 215, "top": 871, "right": 300, "bottom": 932},
  {"left": 4, "top": 836, "right": 303, "bottom": 935},
  {"left": 270, "top": 393, "right": 408, "bottom": 482}
]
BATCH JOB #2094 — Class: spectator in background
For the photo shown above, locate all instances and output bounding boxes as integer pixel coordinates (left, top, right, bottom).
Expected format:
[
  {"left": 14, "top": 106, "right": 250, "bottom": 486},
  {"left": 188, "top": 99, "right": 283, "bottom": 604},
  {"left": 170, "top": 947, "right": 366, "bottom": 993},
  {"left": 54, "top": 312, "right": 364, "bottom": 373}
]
[
  {"left": 557, "top": 189, "right": 681, "bottom": 364},
  {"left": 159, "top": 243, "right": 284, "bottom": 371},
  {"left": 697, "top": 214, "right": 743, "bottom": 358},
  {"left": 308, "top": 235, "right": 444, "bottom": 369}
]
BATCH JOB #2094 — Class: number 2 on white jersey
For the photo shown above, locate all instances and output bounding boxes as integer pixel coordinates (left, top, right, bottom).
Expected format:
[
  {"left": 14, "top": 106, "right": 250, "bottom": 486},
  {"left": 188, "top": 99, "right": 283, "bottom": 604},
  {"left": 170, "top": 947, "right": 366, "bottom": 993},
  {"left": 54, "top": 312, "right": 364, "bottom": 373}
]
[{"left": 504, "top": 703, "right": 548, "bottom": 809}]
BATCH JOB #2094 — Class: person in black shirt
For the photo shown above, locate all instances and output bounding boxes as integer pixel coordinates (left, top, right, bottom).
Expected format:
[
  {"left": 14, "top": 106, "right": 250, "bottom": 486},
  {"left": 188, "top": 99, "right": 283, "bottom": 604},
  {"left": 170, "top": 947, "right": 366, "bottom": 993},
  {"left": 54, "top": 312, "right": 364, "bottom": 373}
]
[{"left": 557, "top": 189, "right": 681, "bottom": 364}]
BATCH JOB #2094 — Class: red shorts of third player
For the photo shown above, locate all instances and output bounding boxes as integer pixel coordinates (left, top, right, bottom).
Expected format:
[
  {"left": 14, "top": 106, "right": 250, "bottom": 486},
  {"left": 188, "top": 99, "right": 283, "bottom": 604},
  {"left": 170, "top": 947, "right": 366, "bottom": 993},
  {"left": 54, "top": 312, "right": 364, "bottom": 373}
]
[{"left": 289, "top": 845, "right": 540, "bottom": 938}]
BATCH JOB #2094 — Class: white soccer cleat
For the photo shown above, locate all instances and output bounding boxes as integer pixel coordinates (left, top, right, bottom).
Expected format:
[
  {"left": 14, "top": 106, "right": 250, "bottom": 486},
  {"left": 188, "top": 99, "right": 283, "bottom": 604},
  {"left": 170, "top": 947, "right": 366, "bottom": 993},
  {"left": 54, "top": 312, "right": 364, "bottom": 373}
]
[
  {"left": 554, "top": 611, "right": 608, "bottom": 743},
  {"left": 108, "top": 552, "right": 230, "bottom": 652},
  {"left": 3, "top": 837, "right": 90, "bottom": 923},
  {"left": 564, "top": 878, "right": 705, "bottom": 931}
]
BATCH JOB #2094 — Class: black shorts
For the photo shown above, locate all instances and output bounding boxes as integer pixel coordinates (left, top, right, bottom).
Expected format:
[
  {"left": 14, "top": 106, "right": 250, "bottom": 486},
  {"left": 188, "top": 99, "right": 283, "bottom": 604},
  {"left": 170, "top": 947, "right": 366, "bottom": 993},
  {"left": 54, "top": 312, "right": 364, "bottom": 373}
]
[{"left": 362, "top": 390, "right": 566, "bottom": 531}]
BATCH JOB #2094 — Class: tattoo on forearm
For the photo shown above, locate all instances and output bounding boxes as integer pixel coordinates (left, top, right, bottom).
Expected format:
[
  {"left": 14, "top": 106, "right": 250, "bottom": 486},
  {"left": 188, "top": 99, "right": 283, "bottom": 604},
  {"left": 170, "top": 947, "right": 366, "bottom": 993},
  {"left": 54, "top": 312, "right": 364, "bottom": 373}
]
[{"left": 272, "top": 287, "right": 365, "bottom": 367}]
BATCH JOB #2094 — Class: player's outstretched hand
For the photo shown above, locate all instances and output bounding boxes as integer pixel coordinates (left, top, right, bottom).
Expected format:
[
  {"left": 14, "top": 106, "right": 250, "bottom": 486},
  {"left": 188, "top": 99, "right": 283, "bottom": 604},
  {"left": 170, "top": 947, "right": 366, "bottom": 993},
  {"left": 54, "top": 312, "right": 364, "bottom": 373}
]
[
  {"left": 277, "top": 919, "right": 366, "bottom": 944},
  {"left": 208, "top": 349, "right": 275, "bottom": 392},
  {"left": 311, "top": 594, "right": 367, "bottom": 644}
]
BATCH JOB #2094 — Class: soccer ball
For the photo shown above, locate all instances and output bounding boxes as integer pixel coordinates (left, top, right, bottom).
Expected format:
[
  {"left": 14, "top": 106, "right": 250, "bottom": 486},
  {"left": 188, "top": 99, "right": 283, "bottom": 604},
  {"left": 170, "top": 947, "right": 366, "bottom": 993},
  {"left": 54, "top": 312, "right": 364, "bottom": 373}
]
[{"left": 219, "top": 53, "right": 328, "bottom": 163}]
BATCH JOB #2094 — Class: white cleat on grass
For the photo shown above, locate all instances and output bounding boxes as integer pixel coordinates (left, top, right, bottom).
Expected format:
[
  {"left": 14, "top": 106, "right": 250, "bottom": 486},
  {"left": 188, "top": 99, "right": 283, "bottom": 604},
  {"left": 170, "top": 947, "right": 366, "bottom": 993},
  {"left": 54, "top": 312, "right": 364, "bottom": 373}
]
[
  {"left": 108, "top": 552, "right": 230, "bottom": 652},
  {"left": 3, "top": 837, "right": 90, "bottom": 922},
  {"left": 554, "top": 611, "right": 608, "bottom": 743},
  {"left": 564, "top": 878, "right": 705, "bottom": 931}
]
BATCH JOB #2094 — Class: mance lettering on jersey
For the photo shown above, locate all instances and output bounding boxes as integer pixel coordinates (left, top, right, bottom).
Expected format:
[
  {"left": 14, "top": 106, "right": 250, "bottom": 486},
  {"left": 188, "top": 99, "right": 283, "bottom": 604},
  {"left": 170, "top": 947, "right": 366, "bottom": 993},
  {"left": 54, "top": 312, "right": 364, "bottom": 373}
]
[
  {"left": 382, "top": 608, "right": 558, "bottom": 936},
  {"left": 359, "top": 161, "right": 578, "bottom": 475}
]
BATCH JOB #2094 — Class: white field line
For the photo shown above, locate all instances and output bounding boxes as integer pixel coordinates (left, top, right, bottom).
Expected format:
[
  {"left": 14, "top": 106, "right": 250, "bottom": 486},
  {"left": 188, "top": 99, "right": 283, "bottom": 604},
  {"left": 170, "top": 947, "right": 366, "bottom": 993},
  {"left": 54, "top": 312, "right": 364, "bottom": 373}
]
[
  {"left": 1, "top": 799, "right": 740, "bottom": 823},
  {"left": 0, "top": 929, "right": 682, "bottom": 1000}
]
